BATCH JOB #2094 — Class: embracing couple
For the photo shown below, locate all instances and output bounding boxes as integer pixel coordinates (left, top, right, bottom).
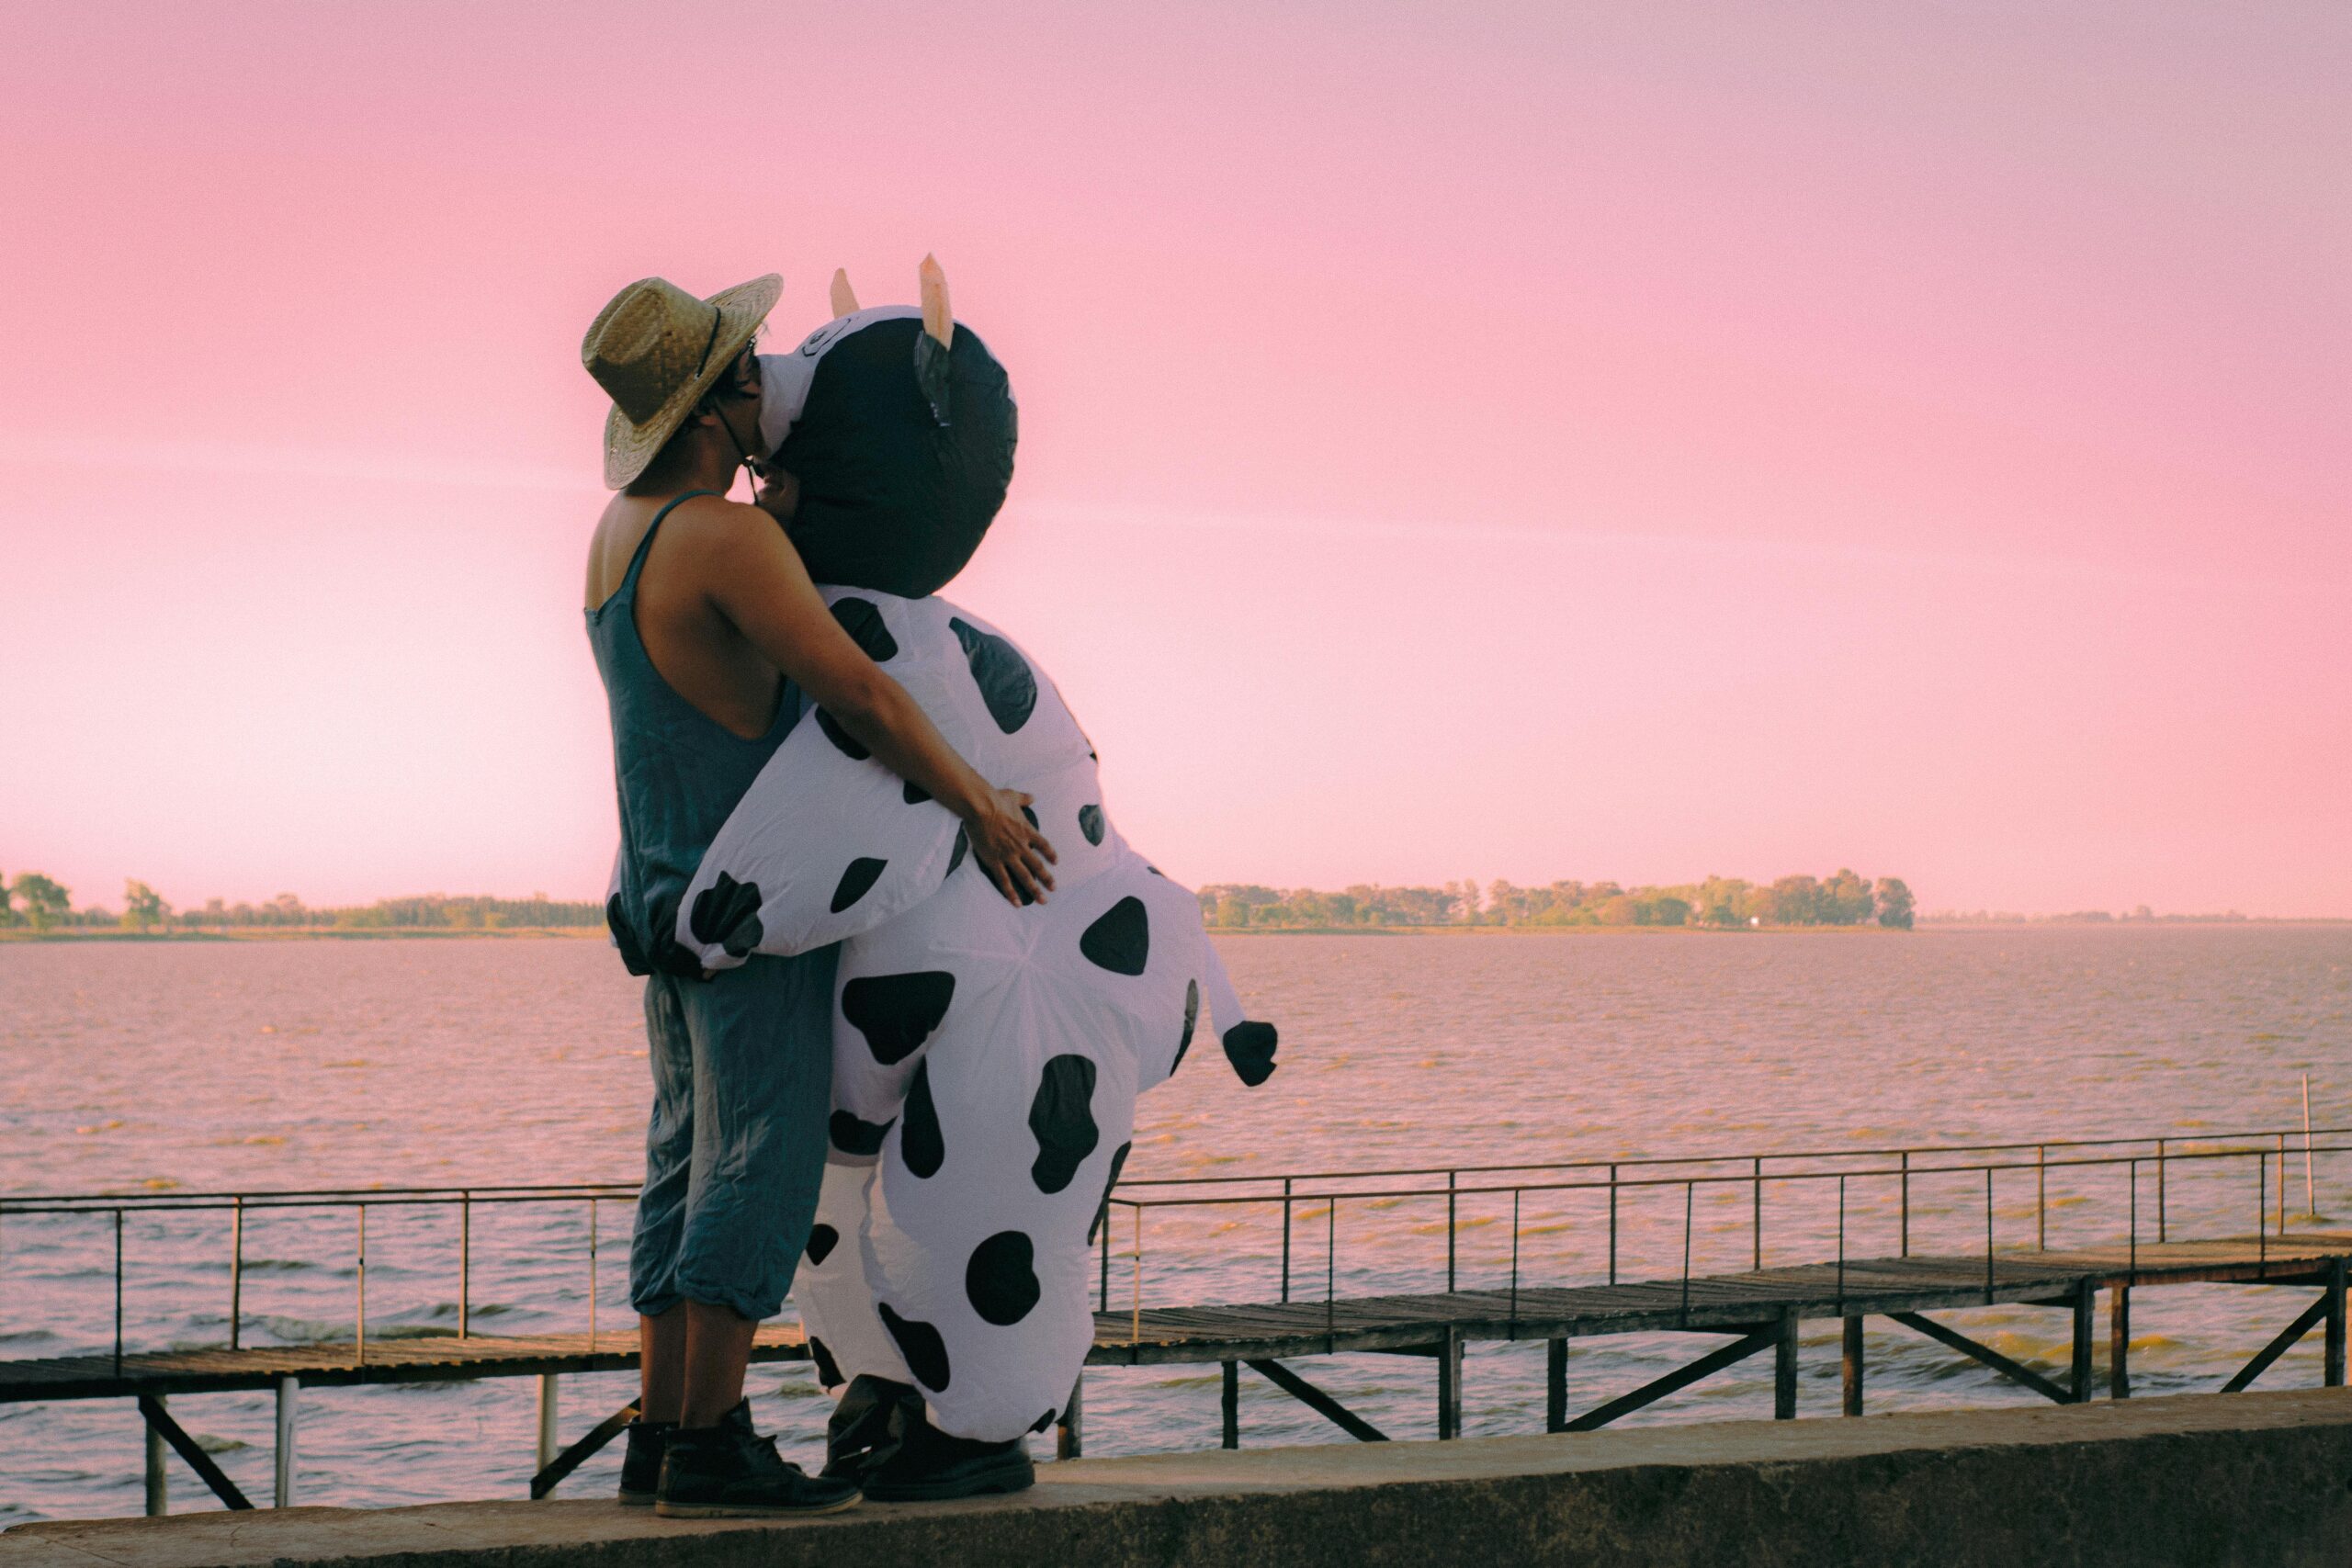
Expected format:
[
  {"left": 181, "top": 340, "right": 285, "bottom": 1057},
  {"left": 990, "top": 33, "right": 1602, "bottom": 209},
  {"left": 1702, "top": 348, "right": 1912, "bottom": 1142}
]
[{"left": 580, "top": 267, "right": 1274, "bottom": 1517}]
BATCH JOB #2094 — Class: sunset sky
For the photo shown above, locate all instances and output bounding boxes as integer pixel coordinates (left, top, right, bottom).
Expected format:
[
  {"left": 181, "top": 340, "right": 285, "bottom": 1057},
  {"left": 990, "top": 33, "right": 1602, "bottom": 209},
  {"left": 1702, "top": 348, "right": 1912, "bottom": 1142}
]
[{"left": 3, "top": 2, "right": 2346, "bottom": 916}]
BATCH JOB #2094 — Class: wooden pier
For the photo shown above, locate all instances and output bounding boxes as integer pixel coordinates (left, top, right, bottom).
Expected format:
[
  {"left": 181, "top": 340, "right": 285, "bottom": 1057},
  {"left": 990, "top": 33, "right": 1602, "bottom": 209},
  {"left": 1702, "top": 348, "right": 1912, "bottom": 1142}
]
[{"left": 6, "top": 1228, "right": 2348, "bottom": 1513}]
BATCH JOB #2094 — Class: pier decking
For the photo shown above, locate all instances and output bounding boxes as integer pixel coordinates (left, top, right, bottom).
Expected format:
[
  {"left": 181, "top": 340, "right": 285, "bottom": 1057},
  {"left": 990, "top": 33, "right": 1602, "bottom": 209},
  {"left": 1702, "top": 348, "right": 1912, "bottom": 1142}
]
[
  {"left": 6, "top": 1230, "right": 2347, "bottom": 1509},
  {"left": 10, "top": 1234, "right": 2346, "bottom": 1404}
]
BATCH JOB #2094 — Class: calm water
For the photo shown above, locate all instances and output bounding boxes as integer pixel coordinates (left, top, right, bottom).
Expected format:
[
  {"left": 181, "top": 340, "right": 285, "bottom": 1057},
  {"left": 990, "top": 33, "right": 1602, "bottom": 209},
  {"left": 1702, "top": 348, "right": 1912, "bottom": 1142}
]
[{"left": 3, "top": 927, "right": 2348, "bottom": 1521}]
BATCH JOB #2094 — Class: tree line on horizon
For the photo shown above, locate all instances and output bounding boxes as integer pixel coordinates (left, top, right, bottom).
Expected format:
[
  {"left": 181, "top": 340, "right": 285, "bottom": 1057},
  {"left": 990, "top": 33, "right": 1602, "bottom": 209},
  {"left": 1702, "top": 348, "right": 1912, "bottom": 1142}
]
[
  {"left": 1198, "top": 871, "right": 1916, "bottom": 930},
  {"left": 0, "top": 874, "right": 605, "bottom": 933},
  {"left": 2, "top": 869, "right": 1917, "bottom": 934}
]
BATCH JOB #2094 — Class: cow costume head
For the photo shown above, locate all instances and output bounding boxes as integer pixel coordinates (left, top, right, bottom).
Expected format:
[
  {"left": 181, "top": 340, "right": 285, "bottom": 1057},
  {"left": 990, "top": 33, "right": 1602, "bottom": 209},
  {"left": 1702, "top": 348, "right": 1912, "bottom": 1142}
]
[{"left": 758, "top": 258, "right": 1018, "bottom": 599}]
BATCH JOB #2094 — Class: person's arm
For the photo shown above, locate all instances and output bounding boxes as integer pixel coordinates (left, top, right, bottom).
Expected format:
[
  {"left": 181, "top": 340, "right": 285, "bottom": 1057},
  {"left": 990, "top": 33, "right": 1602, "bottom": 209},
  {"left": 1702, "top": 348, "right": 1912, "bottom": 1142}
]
[{"left": 695, "top": 500, "right": 1057, "bottom": 905}]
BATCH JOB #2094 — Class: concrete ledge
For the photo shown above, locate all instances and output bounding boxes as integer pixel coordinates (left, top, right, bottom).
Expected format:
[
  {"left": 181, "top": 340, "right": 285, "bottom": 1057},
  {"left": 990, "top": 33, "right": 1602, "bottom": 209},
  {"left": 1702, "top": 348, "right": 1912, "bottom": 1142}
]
[{"left": 11, "top": 1389, "right": 2352, "bottom": 1567}]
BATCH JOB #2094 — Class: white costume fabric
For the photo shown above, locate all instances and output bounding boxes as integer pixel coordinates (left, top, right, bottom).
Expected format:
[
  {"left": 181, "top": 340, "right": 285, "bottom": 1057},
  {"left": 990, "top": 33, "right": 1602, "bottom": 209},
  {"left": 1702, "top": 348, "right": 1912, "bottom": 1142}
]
[{"left": 679, "top": 591, "right": 1276, "bottom": 1439}]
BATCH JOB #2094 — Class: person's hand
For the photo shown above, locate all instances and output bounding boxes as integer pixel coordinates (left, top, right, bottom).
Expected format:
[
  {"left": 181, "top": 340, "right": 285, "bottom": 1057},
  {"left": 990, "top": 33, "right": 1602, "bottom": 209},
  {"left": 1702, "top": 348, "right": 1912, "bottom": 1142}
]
[{"left": 965, "top": 787, "right": 1057, "bottom": 906}]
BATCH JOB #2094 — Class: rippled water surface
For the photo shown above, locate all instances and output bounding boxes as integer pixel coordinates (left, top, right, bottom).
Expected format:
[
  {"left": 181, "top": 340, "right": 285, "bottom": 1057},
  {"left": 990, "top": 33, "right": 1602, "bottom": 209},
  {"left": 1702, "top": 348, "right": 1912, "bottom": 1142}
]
[{"left": 4, "top": 927, "right": 2348, "bottom": 1521}]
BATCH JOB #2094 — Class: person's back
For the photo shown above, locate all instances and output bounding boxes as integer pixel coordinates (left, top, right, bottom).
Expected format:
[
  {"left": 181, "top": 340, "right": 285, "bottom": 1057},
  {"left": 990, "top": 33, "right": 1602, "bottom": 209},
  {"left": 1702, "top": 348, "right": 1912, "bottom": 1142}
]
[
  {"left": 576, "top": 273, "right": 1056, "bottom": 1521},
  {"left": 588, "top": 487, "right": 823, "bottom": 976}
]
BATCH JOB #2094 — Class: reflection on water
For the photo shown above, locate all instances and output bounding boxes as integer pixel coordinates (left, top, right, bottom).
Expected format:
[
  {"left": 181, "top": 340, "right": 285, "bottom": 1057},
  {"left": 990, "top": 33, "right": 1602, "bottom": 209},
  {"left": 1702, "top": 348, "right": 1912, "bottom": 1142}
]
[{"left": 2, "top": 926, "right": 2347, "bottom": 1519}]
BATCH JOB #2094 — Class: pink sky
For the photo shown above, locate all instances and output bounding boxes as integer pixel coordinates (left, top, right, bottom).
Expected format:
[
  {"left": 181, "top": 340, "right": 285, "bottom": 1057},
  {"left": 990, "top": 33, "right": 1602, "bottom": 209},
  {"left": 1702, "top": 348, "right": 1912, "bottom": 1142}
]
[{"left": 3, "top": 2, "right": 2346, "bottom": 916}]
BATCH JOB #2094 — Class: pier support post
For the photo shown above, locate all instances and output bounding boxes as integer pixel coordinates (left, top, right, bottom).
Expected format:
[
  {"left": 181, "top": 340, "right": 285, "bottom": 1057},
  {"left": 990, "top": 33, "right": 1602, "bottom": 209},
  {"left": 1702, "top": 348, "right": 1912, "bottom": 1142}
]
[
  {"left": 2110, "top": 1285, "right": 2132, "bottom": 1400},
  {"left": 1221, "top": 1361, "right": 1238, "bottom": 1450},
  {"left": 144, "top": 1394, "right": 168, "bottom": 1516},
  {"left": 2071, "top": 1280, "right": 2096, "bottom": 1403},
  {"left": 1545, "top": 1339, "right": 1567, "bottom": 1433},
  {"left": 274, "top": 1377, "right": 299, "bottom": 1507},
  {"left": 2327, "top": 1258, "right": 2346, "bottom": 1389},
  {"left": 1437, "top": 1327, "right": 1463, "bottom": 1439},
  {"left": 1774, "top": 1311, "right": 1800, "bottom": 1420},
  {"left": 1841, "top": 1316, "right": 1864, "bottom": 1416},
  {"left": 1057, "top": 1373, "right": 1082, "bottom": 1460},
  {"left": 537, "top": 1376, "right": 559, "bottom": 1474}
]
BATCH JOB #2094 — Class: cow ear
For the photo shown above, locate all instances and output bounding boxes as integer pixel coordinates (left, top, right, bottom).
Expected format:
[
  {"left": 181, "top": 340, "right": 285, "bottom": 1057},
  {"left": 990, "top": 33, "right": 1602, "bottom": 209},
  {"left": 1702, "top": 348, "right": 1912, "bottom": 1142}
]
[
  {"left": 830, "top": 268, "right": 860, "bottom": 318},
  {"left": 919, "top": 254, "right": 954, "bottom": 349}
]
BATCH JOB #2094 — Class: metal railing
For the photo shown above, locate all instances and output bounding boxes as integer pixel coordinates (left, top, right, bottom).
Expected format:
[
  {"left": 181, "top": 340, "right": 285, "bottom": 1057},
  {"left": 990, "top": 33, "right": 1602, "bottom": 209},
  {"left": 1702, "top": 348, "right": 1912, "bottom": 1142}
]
[
  {"left": 0, "top": 1181, "right": 636, "bottom": 1373},
  {"left": 1093, "top": 1124, "right": 2352, "bottom": 1340},
  {"left": 3, "top": 1122, "right": 2342, "bottom": 1371}
]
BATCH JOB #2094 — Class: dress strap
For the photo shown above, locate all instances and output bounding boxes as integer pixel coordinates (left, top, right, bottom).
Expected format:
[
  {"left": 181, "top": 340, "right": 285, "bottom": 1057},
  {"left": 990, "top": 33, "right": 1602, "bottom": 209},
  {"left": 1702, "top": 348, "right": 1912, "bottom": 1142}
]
[{"left": 618, "top": 489, "right": 722, "bottom": 594}]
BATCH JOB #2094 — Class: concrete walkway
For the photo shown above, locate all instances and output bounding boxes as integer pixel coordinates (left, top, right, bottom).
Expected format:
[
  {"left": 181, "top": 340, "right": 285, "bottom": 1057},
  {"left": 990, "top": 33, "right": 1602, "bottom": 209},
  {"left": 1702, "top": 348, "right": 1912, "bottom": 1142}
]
[{"left": 9, "top": 1388, "right": 2352, "bottom": 1567}]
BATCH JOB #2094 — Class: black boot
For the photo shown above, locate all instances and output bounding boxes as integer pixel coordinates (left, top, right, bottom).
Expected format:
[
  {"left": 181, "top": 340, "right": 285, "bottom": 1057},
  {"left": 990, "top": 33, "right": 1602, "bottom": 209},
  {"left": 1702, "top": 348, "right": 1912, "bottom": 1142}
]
[
  {"left": 617, "top": 1416, "right": 674, "bottom": 1506},
  {"left": 655, "top": 1400, "right": 862, "bottom": 1518},
  {"left": 860, "top": 1404, "right": 1034, "bottom": 1503},
  {"left": 823, "top": 1374, "right": 922, "bottom": 1482}
]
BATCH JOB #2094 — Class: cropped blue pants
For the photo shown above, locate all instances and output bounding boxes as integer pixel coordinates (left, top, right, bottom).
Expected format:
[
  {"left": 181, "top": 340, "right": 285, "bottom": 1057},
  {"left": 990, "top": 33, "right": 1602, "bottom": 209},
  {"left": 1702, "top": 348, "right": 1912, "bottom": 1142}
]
[{"left": 630, "top": 946, "right": 839, "bottom": 1321}]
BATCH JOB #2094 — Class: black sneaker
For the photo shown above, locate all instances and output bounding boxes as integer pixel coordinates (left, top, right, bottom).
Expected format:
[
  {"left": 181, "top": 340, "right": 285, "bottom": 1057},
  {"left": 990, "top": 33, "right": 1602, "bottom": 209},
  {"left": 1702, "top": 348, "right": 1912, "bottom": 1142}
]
[
  {"left": 859, "top": 1405, "right": 1034, "bottom": 1503},
  {"left": 655, "top": 1400, "right": 862, "bottom": 1518},
  {"left": 822, "top": 1375, "right": 922, "bottom": 1483},
  {"left": 617, "top": 1417, "right": 675, "bottom": 1506}
]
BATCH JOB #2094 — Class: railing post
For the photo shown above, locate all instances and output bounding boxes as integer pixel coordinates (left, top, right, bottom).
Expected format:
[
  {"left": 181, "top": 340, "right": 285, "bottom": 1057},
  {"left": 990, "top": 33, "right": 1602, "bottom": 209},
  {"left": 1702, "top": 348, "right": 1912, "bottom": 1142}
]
[
  {"left": 1836, "top": 1176, "right": 1846, "bottom": 1310},
  {"left": 588, "top": 1200, "right": 598, "bottom": 1351},
  {"left": 1753, "top": 1156, "right": 1763, "bottom": 1271},
  {"left": 230, "top": 1196, "right": 244, "bottom": 1351},
  {"left": 1984, "top": 1168, "right": 1996, "bottom": 1303},
  {"left": 1509, "top": 1188, "right": 1521, "bottom": 1331},
  {"left": 1280, "top": 1178, "right": 1293, "bottom": 1304},
  {"left": 459, "top": 1190, "right": 471, "bottom": 1340},
  {"left": 1900, "top": 1151, "right": 1910, "bottom": 1258},
  {"left": 2304, "top": 1076, "right": 2317, "bottom": 1221},
  {"left": 2129, "top": 1158, "right": 2139, "bottom": 1282},
  {"left": 275, "top": 1377, "right": 300, "bottom": 1506},
  {"left": 1679, "top": 1182, "right": 1694, "bottom": 1327},
  {"left": 1446, "top": 1169, "right": 1457, "bottom": 1293},
  {"left": 2258, "top": 1152, "right": 2268, "bottom": 1278},
  {"left": 2277, "top": 1133, "right": 2288, "bottom": 1235},
  {"left": 1325, "top": 1200, "right": 1338, "bottom": 1352},
  {"left": 1608, "top": 1165, "right": 1619, "bottom": 1287},
  {"left": 356, "top": 1205, "right": 368, "bottom": 1364},
  {"left": 2156, "top": 1139, "right": 2167, "bottom": 1243},
  {"left": 1099, "top": 1196, "right": 1111, "bottom": 1312},
  {"left": 114, "top": 1207, "right": 125, "bottom": 1377},
  {"left": 2037, "top": 1144, "right": 2047, "bottom": 1251}
]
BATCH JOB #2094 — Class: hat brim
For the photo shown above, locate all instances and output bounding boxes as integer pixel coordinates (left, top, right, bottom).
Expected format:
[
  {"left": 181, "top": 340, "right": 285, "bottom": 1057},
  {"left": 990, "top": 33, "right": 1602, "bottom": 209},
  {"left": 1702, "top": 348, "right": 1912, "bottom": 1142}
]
[{"left": 602, "top": 273, "right": 783, "bottom": 490}]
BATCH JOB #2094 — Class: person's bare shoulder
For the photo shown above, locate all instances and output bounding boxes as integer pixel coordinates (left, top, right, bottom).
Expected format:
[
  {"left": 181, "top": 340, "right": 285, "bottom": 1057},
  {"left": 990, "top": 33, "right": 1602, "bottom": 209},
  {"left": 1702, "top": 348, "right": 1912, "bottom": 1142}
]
[{"left": 657, "top": 493, "right": 810, "bottom": 603}]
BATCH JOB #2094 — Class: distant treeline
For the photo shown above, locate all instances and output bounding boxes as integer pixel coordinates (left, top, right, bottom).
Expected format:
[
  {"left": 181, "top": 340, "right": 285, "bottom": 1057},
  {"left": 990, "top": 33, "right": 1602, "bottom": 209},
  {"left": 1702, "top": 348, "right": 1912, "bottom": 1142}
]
[
  {"left": 1924, "top": 907, "right": 2253, "bottom": 925},
  {"left": 0, "top": 874, "right": 602, "bottom": 932},
  {"left": 1198, "top": 872, "right": 1915, "bottom": 931}
]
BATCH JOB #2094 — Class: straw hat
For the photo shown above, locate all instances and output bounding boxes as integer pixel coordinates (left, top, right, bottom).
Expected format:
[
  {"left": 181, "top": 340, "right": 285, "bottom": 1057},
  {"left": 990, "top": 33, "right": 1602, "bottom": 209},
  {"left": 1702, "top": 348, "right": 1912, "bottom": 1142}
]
[{"left": 582, "top": 273, "right": 782, "bottom": 489}]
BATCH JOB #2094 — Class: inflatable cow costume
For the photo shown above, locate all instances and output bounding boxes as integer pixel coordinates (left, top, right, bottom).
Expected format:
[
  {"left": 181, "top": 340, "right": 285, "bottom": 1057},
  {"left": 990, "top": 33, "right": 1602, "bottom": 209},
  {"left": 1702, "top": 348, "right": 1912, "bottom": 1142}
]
[{"left": 676, "top": 262, "right": 1278, "bottom": 1456}]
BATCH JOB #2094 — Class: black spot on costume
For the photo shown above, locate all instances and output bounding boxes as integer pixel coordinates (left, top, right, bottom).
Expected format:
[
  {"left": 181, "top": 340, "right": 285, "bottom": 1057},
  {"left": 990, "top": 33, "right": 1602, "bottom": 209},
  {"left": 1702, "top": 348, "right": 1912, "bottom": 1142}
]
[
  {"left": 830, "top": 856, "right": 889, "bottom": 913},
  {"left": 965, "top": 1231, "right": 1042, "bottom": 1326}
]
